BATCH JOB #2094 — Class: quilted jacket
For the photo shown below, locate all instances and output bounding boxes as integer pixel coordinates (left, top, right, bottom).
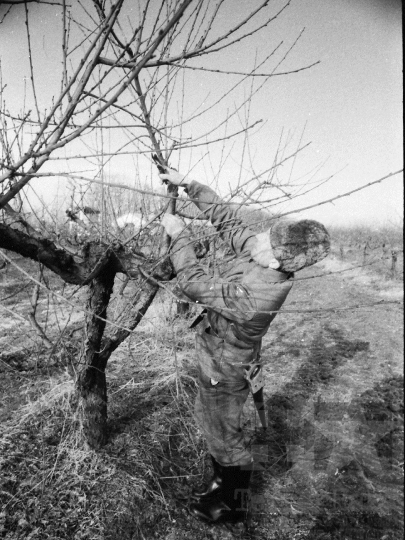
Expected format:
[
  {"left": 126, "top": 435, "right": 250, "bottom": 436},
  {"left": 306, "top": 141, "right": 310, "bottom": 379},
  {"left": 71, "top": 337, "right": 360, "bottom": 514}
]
[{"left": 170, "top": 180, "right": 293, "bottom": 382}]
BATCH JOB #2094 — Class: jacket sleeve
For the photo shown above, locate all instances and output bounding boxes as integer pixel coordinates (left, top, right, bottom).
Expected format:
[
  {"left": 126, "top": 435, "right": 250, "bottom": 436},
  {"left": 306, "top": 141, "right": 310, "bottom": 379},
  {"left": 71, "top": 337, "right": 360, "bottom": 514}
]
[
  {"left": 185, "top": 180, "right": 256, "bottom": 256},
  {"left": 169, "top": 234, "right": 256, "bottom": 323}
]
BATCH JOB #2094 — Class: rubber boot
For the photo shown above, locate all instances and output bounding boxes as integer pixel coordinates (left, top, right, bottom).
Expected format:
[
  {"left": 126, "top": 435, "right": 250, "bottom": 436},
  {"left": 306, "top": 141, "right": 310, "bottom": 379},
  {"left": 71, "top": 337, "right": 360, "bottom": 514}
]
[
  {"left": 189, "top": 464, "right": 252, "bottom": 525},
  {"left": 190, "top": 455, "right": 223, "bottom": 501}
]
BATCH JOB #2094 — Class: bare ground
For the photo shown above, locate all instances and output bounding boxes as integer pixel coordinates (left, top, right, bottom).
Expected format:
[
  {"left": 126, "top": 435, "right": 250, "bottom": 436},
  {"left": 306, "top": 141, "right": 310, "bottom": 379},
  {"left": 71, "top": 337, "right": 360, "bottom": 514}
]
[{"left": 0, "top": 256, "right": 403, "bottom": 540}]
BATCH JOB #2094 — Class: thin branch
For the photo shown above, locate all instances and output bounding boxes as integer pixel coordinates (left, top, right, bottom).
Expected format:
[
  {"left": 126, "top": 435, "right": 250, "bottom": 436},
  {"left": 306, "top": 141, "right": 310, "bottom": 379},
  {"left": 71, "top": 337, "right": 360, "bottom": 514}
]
[
  {"left": 275, "top": 169, "right": 404, "bottom": 220},
  {"left": 23, "top": 0, "right": 193, "bottom": 160},
  {"left": 150, "top": 0, "right": 291, "bottom": 66},
  {"left": 2, "top": 1, "right": 64, "bottom": 5},
  {"left": 152, "top": 59, "right": 320, "bottom": 77},
  {"left": 28, "top": 263, "right": 53, "bottom": 348},
  {"left": 0, "top": 0, "right": 126, "bottom": 205},
  {"left": 60, "top": 0, "right": 71, "bottom": 102},
  {"left": 24, "top": 2, "right": 41, "bottom": 123}
]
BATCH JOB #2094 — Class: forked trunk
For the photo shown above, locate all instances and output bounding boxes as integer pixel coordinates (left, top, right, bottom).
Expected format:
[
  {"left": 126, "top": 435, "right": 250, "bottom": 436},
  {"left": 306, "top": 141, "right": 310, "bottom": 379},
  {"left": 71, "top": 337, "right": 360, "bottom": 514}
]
[{"left": 76, "top": 271, "right": 161, "bottom": 448}]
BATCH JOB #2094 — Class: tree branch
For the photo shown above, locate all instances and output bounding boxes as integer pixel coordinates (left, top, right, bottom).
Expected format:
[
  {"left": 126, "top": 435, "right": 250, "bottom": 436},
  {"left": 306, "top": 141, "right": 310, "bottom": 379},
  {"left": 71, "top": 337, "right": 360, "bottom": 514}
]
[{"left": 0, "top": 223, "right": 87, "bottom": 284}]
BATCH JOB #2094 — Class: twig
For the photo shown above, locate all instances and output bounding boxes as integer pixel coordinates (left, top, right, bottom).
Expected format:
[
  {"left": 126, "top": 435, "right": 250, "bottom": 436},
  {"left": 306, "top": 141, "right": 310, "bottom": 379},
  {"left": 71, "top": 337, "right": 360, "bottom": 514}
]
[
  {"left": 60, "top": 0, "right": 71, "bottom": 103},
  {"left": 24, "top": 2, "right": 41, "bottom": 123},
  {"left": 274, "top": 169, "right": 404, "bottom": 220},
  {"left": 147, "top": 60, "right": 320, "bottom": 77},
  {"left": 0, "top": 0, "right": 126, "bottom": 209},
  {"left": 12, "top": 168, "right": 403, "bottom": 215}
]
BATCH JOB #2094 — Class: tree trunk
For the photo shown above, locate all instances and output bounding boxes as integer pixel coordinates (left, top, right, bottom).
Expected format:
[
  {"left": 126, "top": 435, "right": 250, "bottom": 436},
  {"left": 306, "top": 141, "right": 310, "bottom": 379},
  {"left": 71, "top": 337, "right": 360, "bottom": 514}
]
[
  {"left": 76, "top": 268, "right": 115, "bottom": 449},
  {"left": 99, "top": 279, "right": 159, "bottom": 362}
]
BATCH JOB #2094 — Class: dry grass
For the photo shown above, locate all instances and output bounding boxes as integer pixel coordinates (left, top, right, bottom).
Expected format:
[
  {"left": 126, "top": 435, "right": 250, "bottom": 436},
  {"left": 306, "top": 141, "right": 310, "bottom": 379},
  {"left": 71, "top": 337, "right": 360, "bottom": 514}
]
[
  {"left": 0, "top": 295, "right": 208, "bottom": 540},
  {"left": 0, "top": 239, "right": 403, "bottom": 539}
]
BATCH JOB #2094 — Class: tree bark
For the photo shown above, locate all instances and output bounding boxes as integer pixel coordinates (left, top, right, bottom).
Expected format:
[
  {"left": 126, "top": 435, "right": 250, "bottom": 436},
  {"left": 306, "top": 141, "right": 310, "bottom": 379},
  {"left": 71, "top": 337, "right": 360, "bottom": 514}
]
[
  {"left": 76, "top": 268, "right": 115, "bottom": 449},
  {"left": 0, "top": 222, "right": 146, "bottom": 284},
  {"left": 1, "top": 220, "right": 174, "bottom": 448},
  {"left": 99, "top": 279, "right": 159, "bottom": 362},
  {"left": 0, "top": 223, "right": 87, "bottom": 284}
]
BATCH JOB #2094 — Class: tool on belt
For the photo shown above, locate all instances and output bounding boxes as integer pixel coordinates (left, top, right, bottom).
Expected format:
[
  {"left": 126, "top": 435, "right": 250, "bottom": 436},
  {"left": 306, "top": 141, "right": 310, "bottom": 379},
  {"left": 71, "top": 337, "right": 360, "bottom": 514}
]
[
  {"left": 189, "top": 308, "right": 207, "bottom": 329},
  {"left": 244, "top": 363, "right": 267, "bottom": 430}
]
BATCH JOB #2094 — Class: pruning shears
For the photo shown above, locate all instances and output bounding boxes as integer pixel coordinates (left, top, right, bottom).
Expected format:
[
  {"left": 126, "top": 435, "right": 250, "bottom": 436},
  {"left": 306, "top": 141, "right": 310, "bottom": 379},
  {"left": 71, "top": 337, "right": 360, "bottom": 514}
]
[
  {"left": 152, "top": 153, "right": 166, "bottom": 174},
  {"left": 152, "top": 154, "right": 178, "bottom": 185}
]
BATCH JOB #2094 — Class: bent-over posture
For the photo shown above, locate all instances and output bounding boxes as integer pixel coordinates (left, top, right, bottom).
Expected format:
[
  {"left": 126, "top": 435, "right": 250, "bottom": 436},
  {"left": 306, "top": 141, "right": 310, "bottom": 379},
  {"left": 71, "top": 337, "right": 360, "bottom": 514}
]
[{"left": 159, "top": 169, "right": 330, "bottom": 527}]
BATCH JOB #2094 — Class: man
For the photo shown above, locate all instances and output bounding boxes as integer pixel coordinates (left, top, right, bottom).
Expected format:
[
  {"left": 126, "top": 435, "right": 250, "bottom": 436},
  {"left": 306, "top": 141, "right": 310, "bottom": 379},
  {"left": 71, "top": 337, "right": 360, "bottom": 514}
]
[{"left": 159, "top": 168, "right": 330, "bottom": 527}]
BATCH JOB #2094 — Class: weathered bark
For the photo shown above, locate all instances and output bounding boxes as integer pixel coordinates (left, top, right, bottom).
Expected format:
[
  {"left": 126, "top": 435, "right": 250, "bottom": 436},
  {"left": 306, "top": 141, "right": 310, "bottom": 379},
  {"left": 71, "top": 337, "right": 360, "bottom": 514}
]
[
  {"left": 99, "top": 280, "right": 159, "bottom": 363},
  {"left": 0, "top": 223, "right": 87, "bottom": 284},
  {"left": 75, "top": 258, "right": 173, "bottom": 448},
  {"left": 76, "top": 268, "right": 115, "bottom": 449},
  {"left": 0, "top": 222, "right": 146, "bottom": 284}
]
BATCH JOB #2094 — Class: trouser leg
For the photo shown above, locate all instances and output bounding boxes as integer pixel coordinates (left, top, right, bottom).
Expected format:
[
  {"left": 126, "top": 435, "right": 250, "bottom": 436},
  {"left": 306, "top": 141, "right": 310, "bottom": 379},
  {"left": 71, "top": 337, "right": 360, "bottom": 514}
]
[
  {"left": 191, "top": 368, "right": 254, "bottom": 524},
  {"left": 194, "top": 368, "right": 252, "bottom": 467}
]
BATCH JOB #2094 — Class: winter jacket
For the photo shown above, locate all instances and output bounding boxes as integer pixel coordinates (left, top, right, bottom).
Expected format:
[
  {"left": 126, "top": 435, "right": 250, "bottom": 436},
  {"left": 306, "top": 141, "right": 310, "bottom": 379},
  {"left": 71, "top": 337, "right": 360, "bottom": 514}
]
[{"left": 170, "top": 180, "right": 293, "bottom": 382}]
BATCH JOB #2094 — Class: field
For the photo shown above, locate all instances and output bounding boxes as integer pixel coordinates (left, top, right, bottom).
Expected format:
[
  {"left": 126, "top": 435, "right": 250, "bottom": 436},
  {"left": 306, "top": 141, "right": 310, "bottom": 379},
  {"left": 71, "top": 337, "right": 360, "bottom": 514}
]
[{"left": 0, "top": 227, "right": 403, "bottom": 540}]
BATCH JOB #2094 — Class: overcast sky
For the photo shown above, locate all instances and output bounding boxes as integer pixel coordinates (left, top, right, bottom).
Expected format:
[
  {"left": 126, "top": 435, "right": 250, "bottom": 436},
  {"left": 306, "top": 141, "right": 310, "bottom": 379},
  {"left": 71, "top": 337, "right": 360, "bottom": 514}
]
[{"left": 0, "top": 0, "right": 402, "bottom": 227}]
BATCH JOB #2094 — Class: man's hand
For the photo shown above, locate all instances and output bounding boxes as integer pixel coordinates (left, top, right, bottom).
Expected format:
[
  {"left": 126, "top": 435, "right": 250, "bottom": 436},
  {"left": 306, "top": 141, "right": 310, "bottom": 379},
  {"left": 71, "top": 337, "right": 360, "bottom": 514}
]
[
  {"left": 159, "top": 168, "right": 188, "bottom": 186},
  {"left": 161, "top": 214, "right": 185, "bottom": 238}
]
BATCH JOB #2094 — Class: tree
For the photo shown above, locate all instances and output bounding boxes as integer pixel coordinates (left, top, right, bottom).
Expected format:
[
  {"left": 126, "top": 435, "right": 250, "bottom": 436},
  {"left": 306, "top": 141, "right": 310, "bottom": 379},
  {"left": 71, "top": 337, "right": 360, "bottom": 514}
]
[{"left": 0, "top": 0, "right": 335, "bottom": 448}]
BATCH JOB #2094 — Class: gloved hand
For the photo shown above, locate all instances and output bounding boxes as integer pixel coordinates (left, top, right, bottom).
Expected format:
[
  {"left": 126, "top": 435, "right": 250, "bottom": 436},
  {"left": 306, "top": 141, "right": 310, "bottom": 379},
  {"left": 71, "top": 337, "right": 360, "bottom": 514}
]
[
  {"left": 161, "top": 214, "right": 184, "bottom": 238},
  {"left": 159, "top": 168, "right": 188, "bottom": 186}
]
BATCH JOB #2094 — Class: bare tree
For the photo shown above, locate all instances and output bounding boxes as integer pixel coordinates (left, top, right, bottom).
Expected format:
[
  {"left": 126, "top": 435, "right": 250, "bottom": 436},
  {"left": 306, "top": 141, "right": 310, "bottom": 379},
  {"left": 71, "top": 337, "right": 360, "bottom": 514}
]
[{"left": 0, "top": 0, "right": 339, "bottom": 448}]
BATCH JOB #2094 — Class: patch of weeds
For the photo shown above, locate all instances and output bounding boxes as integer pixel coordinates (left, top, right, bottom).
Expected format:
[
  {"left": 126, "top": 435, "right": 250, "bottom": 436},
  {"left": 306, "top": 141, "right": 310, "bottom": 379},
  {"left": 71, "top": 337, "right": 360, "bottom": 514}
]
[
  {"left": 102, "top": 384, "right": 207, "bottom": 539},
  {"left": 0, "top": 349, "right": 209, "bottom": 540},
  {"left": 0, "top": 375, "right": 106, "bottom": 540}
]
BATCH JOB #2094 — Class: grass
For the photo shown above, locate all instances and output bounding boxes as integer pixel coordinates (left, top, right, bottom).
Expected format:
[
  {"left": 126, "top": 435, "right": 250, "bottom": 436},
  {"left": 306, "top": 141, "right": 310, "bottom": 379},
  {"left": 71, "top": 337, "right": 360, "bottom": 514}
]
[
  {"left": 0, "top": 231, "right": 403, "bottom": 539},
  {"left": 0, "top": 296, "right": 206, "bottom": 540}
]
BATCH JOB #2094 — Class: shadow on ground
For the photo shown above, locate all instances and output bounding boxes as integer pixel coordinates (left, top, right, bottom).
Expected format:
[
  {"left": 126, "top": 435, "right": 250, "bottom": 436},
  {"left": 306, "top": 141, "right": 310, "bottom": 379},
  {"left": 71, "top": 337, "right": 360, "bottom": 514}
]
[{"left": 246, "top": 324, "right": 403, "bottom": 539}]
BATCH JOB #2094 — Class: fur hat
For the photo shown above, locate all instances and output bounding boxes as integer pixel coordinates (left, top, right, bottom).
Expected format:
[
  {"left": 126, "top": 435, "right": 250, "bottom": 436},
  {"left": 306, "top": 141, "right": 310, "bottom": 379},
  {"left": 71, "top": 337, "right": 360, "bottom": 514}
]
[{"left": 270, "top": 219, "right": 330, "bottom": 272}]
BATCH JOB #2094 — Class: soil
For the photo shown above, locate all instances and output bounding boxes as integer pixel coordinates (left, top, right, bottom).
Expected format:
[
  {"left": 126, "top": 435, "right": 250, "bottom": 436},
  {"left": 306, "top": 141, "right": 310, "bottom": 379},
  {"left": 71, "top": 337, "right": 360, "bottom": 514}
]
[{"left": 0, "top": 256, "right": 403, "bottom": 540}]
